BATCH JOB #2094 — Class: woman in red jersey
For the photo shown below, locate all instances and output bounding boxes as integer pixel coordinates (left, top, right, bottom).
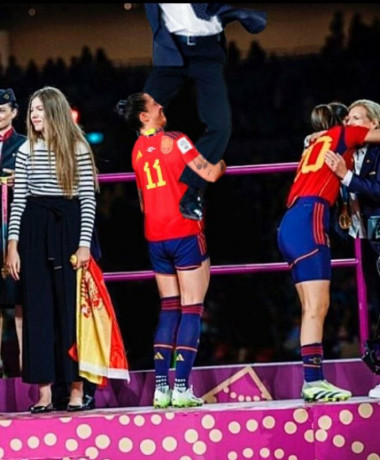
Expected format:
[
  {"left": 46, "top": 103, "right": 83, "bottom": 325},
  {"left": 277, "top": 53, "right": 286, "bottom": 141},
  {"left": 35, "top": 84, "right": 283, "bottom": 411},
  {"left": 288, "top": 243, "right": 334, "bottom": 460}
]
[
  {"left": 117, "top": 92, "right": 225, "bottom": 409},
  {"left": 278, "top": 102, "right": 380, "bottom": 402}
]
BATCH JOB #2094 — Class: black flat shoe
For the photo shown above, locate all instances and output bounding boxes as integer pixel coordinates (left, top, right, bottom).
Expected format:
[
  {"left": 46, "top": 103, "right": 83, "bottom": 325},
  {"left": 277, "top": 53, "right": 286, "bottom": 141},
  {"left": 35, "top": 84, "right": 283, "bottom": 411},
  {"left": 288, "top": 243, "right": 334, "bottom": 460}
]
[
  {"left": 67, "top": 394, "right": 95, "bottom": 412},
  {"left": 30, "top": 403, "right": 54, "bottom": 414}
]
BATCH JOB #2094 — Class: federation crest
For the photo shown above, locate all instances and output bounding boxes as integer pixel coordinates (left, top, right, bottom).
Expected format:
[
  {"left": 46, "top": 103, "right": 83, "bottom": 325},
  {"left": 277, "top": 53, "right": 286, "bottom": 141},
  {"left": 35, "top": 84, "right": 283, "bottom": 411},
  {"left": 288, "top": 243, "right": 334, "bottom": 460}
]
[{"left": 161, "top": 136, "right": 173, "bottom": 154}]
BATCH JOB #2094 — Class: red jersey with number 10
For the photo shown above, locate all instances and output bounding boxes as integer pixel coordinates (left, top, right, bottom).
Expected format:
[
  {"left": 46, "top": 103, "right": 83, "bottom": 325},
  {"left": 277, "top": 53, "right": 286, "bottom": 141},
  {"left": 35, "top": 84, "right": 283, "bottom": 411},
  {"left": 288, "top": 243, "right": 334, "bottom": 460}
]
[
  {"left": 132, "top": 129, "right": 203, "bottom": 241},
  {"left": 287, "top": 125, "right": 369, "bottom": 208}
]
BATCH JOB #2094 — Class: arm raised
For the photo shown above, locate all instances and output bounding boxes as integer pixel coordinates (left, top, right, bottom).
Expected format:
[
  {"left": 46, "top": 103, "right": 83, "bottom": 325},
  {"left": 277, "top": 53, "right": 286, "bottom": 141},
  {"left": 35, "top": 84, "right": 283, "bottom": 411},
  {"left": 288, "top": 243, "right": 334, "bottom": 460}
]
[
  {"left": 187, "top": 154, "right": 226, "bottom": 183},
  {"left": 364, "top": 129, "right": 380, "bottom": 143}
]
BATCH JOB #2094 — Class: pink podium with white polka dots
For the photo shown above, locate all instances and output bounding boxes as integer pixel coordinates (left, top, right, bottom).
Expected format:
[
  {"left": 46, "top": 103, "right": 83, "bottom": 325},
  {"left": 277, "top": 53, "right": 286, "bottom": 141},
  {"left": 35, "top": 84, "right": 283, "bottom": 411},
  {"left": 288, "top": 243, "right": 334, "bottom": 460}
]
[
  {"left": 1, "top": 399, "right": 380, "bottom": 459},
  {"left": 1, "top": 360, "right": 380, "bottom": 459}
]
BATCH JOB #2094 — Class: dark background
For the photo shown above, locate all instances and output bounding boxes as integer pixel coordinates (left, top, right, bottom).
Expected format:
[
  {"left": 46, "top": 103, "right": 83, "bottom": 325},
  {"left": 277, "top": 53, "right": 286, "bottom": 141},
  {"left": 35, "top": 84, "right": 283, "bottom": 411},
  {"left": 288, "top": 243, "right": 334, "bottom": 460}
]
[{"left": 1, "top": 6, "right": 380, "bottom": 373}]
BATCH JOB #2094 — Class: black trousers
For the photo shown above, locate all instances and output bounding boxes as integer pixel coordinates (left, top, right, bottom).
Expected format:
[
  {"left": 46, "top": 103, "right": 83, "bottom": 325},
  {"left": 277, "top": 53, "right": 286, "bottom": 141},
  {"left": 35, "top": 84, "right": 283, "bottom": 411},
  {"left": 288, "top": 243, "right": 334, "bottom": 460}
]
[
  {"left": 144, "top": 35, "right": 232, "bottom": 190},
  {"left": 19, "top": 196, "right": 81, "bottom": 384}
]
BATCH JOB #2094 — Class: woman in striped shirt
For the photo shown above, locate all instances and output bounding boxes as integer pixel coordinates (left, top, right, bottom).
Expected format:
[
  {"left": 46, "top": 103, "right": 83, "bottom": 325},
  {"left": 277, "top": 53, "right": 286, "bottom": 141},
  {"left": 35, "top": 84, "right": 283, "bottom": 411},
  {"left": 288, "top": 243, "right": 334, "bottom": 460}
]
[{"left": 6, "top": 86, "right": 98, "bottom": 413}]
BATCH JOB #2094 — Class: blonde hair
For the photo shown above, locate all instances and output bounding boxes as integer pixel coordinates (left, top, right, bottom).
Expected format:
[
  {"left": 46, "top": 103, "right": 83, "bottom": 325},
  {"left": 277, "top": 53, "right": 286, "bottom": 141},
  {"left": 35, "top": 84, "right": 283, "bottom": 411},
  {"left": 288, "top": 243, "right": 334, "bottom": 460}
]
[
  {"left": 348, "top": 99, "right": 380, "bottom": 128},
  {"left": 27, "top": 86, "right": 99, "bottom": 197}
]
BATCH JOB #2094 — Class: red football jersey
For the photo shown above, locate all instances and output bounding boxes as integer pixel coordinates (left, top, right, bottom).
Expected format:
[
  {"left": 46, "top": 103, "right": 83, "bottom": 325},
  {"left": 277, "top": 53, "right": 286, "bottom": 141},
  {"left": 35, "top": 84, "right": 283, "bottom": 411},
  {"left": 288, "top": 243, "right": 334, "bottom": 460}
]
[
  {"left": 287, "top": 125, "right": 369, "bottom": 207},
  {"left": 132, "top": 129, "right": 203, "bottom": 241}
]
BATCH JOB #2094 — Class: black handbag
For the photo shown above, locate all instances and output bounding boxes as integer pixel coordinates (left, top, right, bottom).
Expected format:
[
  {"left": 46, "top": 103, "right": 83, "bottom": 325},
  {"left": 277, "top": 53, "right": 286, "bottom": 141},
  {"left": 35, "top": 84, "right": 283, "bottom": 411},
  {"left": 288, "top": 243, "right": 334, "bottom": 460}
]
[{"left": 362, "top": 315, "right": 380, "bottom": 375}]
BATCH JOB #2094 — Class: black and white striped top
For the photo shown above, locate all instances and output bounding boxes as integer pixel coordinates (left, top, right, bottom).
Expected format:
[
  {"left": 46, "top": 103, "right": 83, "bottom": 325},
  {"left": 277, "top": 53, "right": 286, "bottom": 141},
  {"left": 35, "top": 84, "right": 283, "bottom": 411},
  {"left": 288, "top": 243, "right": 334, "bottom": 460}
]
[{"left": 8, "top": 139, "right": 96, "bottom": 248}]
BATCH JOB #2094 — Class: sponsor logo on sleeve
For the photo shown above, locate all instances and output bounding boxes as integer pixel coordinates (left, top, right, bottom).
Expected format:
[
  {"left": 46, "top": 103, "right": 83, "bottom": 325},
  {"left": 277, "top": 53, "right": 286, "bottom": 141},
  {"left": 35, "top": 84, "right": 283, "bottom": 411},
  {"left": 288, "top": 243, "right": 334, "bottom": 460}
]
[{"left": 177, "top": 136, "right": 193, "bottom": 154}]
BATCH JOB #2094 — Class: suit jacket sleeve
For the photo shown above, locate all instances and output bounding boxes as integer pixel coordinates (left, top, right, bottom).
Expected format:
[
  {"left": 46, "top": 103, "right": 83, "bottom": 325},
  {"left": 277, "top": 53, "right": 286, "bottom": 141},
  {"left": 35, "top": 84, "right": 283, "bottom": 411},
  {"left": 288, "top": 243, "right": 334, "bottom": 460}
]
[
  {"left": 347, "top": 148, "right": 380, "bottom": 201},
  {"left": 348, "top": 173, "right": 380, "bottom": 202},
  {"left": 206, "top": 3, "right": 267, "bottom": 33},
  {"left": 144, "top": 3, "right": 184, "bottom": 67}
]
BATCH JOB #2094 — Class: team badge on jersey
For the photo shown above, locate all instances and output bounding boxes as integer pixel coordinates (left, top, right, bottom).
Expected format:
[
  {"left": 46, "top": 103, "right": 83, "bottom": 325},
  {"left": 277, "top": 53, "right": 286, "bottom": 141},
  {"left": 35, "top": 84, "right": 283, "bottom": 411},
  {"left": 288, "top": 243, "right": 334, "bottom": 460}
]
[
  {"left": 161, "top": 135, "right": 173, "bottom": 154},
  {"left": 177, "top": 136, "right": 193, "bottom": 154}
]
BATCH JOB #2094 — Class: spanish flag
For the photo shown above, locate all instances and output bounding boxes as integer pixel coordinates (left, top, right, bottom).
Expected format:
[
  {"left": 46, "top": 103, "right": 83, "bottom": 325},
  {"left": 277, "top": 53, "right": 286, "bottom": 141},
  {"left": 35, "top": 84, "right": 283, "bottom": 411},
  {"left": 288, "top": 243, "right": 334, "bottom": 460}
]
[{"left": 69, "top": 256, "right": 130, "bottom": 386}]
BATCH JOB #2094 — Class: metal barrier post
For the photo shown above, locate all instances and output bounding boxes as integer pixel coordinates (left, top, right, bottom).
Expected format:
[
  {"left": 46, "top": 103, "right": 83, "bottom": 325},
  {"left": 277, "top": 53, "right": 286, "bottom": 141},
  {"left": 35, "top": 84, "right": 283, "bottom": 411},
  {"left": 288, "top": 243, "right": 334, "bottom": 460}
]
[
  {"left": 354, "top": 238, "right": 369, "bottom": 352},
  {"left": 98, "top": 163, "right": 370, "bottom": 353}
]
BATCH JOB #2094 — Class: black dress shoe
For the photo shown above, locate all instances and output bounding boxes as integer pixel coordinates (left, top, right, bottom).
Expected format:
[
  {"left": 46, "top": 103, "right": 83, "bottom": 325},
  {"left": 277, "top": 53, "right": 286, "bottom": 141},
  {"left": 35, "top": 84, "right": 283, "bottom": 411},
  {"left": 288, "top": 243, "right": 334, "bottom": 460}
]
[
  {"left": 30, "top": 403, "right": 54, "bottom": 414},
  {"left": 180, "top": 188, "right": 204, "bottom": 221},
  {"left": 67, "top": 394, "right": 95, "bottom": 412}
]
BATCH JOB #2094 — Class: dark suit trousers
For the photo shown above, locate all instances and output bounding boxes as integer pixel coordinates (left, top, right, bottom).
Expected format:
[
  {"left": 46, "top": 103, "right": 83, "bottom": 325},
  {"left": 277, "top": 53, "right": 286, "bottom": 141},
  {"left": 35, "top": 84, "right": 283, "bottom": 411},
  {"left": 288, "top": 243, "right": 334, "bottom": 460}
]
[{"left": 144, "top": 37, "right": 232, "bottom": 190}]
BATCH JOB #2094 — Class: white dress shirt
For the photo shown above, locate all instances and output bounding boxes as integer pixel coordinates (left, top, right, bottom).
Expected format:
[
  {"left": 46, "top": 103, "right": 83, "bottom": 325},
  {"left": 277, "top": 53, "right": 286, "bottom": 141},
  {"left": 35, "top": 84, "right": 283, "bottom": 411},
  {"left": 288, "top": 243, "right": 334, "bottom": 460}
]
[
  {"left": 341, "top": 146, "right": 368, "bottom": 238},
  {"left": 159, "top": 3, "right": 222, "bottom": 36}
]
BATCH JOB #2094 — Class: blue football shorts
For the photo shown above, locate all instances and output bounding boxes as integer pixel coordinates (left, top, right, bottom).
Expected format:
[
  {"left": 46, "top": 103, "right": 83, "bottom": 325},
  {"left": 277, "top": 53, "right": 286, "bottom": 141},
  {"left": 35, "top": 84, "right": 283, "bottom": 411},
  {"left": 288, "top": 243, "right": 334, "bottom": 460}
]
[
  {"left": 277, "top": 196, "right": 331, "bottom": 283},
  {"left": 148, "top": 233, "right": 209, "bottom": 274}
]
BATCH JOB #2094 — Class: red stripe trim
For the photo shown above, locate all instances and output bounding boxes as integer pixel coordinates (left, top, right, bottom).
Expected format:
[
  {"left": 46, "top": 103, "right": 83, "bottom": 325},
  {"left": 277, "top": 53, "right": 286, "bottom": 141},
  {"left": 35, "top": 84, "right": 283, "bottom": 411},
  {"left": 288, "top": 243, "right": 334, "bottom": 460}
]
[
  {"left": 162, "top": 296, "right": 180, "bottom": 302},
  {"left": 303, "top": 349, "right": 323, "bottom": 355},
  {"left": 161, "top": 305, "right": 181, "bottom": 311},
  {"left": 302, "top": 348, "right": 323, "bottom": 355},
  {"left": 313, "top": 203, "right": 326, "bottom": 245},
  {"left": 161, "top": 297, "right": 181, "bottom": 310},
  {"left": 176, "top": 264, "right": 199, "bottom": 271},
  {"left": 292, "top": 248, "right": 319, "bottom": 267},
  {"left": 165, "top": 131, "right": 182, "bottom": 139},
  {"left": 313, "top": 204, "right": 320, "bottom": 244},
  {"left": 182, "top": 305, "right": 204, "bottom": 315},
  {"left": 197, "top": 232, "right": 207, "bottom": 255},
  {"left": 317, "top": 203, "right": 325, "bottom": 244},
  {"left": 176, "top": 345, "right": 198, "bottom": 352},
  {"left": 154, "top": 343, "right": 174, "bottom": 350},
  {"left": 315, "top": 203, "right": 321, "bottom": 244}
]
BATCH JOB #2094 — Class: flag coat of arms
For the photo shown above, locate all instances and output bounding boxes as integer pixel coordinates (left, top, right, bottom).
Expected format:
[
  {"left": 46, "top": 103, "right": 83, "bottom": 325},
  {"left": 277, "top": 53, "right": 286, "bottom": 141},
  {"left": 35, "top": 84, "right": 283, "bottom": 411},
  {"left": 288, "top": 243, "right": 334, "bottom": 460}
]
[{"left": 69, "top": 256, "right": 130, "bottom": 386}]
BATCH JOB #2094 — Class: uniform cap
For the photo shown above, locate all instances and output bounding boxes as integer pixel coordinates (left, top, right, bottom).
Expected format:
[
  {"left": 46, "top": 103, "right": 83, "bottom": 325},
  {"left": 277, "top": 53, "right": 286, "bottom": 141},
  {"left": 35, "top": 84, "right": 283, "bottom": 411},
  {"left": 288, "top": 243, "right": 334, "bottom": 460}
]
[{"left": 0, "top": 88, "right": 17, "bottom": 105}]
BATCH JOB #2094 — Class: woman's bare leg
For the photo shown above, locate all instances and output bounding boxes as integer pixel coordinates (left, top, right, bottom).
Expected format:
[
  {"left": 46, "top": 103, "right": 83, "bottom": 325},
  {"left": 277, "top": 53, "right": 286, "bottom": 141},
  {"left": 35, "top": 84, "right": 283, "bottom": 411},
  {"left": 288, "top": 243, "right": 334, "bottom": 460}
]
[
  {"left": 69, "top": 381, "right": 84, "bottom": 406},
  {"left": 295, "top": 280, "right": 330, "bottom": 346}
]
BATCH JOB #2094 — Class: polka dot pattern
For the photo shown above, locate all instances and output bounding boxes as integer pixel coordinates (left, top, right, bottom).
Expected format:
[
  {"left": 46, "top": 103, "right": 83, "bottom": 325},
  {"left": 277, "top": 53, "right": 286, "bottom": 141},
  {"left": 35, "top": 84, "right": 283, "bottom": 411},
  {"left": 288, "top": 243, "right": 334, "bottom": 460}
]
[
  {"left": 0, "top": 399, "right": 379, "bottom": 459},
  {"left": 77, "top": 424, "right": 92, "bottom": 439},
  {"left": 27, "top": 436, "right": 40, "bottom": 449},
  {"left": 162, "top": 436, "right": 177, "bottom": 452},
  {"left": 243, "top": 447, "right": 254, "bottom": 458}
]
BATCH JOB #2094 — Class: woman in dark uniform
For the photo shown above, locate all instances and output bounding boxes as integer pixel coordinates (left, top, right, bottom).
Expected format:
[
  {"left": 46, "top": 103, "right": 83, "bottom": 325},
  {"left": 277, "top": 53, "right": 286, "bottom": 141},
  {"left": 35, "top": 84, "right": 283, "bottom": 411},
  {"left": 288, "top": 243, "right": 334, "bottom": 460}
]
[{"left": 0, "top": 88, "right": 26, "bottom": 376}]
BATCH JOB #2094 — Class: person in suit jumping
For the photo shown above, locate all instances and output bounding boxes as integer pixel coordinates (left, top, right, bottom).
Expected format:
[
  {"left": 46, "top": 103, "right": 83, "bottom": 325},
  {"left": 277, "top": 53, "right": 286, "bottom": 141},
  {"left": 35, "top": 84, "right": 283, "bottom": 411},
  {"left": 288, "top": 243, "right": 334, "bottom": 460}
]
[{"left": 143, "top": 3, "right": 267, "bottom": 220}]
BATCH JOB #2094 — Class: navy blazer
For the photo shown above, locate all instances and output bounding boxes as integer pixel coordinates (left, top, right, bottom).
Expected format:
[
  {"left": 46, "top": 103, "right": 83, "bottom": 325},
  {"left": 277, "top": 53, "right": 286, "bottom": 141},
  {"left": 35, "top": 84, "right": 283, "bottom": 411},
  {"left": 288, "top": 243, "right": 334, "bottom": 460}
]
[
  {"left": 347, "top": 144, "right": 380, "bottom": 226},
  {"left": 144, "top": 3, "right": 267, "bottom": 66},
  {"left": 1, "top": 130, "right": 26, "bottom": 176}
]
